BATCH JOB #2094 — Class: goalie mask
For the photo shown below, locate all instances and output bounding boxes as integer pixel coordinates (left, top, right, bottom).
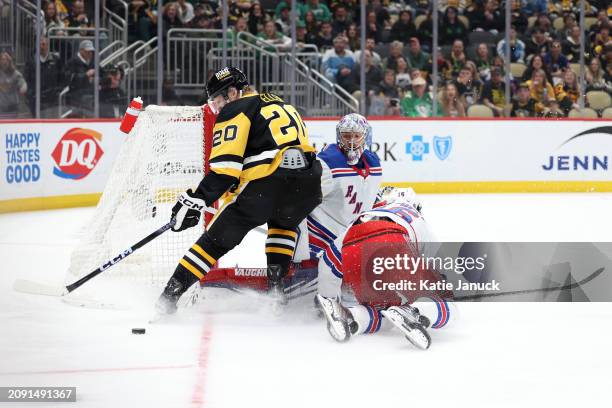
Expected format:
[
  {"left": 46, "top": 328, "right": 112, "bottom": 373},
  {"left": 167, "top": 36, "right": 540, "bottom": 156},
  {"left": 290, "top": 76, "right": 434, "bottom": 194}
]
[
  {"left": 336, "top": 113, "right": 370, "bottom": 165},
  {"left": 206, "top": 66, "right": 248, "bottom": 113}
]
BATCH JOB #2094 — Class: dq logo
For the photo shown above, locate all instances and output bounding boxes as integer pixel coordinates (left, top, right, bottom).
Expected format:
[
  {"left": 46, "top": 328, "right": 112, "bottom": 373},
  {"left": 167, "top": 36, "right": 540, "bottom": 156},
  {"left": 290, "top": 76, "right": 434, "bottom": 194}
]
[
  {"left": 433, "top": 136, "right": 452, "bottom": 160},
  {"left": 51, "top": 128, "right": 104, "bottom": 180}
]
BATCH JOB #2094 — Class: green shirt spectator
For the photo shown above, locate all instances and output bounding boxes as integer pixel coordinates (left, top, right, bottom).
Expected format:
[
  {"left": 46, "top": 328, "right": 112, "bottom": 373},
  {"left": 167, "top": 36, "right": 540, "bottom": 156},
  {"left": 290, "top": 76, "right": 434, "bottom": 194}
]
[
  {"left": 303, "top": 0, "right": 331, "bottom": 22},
  {"left": 400, "top": 77, "right": 441, "bottom": 117},
  {"left": 275, "top": 0, "right": 305, "bottom": 19}
]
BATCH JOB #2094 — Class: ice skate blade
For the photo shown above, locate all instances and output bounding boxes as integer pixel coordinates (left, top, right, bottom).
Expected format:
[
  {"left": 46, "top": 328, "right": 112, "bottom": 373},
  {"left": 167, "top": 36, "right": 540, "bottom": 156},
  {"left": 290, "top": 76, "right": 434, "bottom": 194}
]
[
  {"left": 316, "top": 295, "right": 350, "bottom": 343},
  {"left": 381, "top": 309, "right": 431, "bottom": 350}
]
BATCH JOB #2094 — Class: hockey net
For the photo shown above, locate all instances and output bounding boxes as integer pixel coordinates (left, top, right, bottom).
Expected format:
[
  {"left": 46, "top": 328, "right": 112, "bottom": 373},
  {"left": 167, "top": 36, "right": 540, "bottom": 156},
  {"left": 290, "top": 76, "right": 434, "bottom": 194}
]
[{"left": 66, "top": 104, "right": 215, "bottom": 288}]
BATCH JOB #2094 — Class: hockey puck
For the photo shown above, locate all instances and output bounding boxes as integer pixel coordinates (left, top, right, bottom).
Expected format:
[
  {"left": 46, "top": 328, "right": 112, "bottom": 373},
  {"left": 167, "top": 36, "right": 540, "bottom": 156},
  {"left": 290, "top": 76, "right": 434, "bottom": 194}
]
[{"left": 132, "top": 328, "right": 146, "bottom": 335}]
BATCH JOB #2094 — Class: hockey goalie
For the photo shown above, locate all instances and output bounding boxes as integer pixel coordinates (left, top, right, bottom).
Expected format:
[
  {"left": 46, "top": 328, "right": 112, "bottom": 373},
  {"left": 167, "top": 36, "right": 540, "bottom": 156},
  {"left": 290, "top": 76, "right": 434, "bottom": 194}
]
[{"left": 316, "top": 187, "right": 453, "bottom": 350}]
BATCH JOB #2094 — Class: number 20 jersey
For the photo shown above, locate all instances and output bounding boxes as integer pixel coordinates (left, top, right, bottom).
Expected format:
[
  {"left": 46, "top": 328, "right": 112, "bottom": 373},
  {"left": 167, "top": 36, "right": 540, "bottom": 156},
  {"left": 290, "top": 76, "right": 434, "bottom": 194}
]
[{"left": 208, "top": 92, "right": 315, "bottom": 184}]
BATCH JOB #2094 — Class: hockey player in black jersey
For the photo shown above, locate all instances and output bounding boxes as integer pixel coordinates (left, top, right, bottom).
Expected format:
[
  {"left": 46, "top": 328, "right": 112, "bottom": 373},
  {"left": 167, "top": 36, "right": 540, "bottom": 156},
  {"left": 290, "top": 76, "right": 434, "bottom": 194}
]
[{"left": 156, "top": 67, "right": 323, "bottom": 314}]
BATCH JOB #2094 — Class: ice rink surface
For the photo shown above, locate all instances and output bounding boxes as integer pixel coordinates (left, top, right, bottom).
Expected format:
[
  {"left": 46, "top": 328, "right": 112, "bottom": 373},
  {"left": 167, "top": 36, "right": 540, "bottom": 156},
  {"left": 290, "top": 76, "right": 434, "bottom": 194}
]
[{"left": 1, "top": 193, "right": 612, "bottom": 408}]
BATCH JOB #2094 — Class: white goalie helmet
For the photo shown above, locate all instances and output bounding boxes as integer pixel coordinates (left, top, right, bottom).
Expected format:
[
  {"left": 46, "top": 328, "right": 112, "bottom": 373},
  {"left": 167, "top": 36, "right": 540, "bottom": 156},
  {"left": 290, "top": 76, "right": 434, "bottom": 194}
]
[
  {"left": 378, "top": 186, "right": 422, "bottom": 211},
  {"left": 336, "top": 113, "right": 371, "bottom": 165}
]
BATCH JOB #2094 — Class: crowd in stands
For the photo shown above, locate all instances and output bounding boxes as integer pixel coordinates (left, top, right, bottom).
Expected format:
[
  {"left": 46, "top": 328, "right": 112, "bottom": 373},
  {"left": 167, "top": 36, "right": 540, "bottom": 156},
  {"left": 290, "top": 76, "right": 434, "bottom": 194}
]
[{"left": 1, "top": 0, "right": 611, "bottom": 118}]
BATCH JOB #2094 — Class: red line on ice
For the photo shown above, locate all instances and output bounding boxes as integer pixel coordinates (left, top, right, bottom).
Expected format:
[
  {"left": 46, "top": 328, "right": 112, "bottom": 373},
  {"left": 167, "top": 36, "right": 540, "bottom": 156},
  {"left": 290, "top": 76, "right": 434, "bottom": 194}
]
[
  {"left": 191, "top": 318, "right": 214, "bottom": 408},
  {"left": 0, "top": 364, "right": 194, "bottom": 376}
]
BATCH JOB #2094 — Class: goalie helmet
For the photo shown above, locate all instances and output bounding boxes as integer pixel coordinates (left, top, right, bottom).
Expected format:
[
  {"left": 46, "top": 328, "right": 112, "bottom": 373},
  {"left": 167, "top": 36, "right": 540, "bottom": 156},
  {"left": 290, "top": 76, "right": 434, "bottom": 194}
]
[
  {"left": 336, "top": 113, "right": 370, "bottom": 165},
  {"left": 206, "top": 66, "right": 248, "bottom": 101}
]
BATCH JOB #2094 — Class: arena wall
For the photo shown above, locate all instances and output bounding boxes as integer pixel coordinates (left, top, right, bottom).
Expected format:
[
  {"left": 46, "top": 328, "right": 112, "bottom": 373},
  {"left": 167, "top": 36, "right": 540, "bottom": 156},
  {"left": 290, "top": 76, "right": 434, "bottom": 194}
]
[{"left": 1, "top": 118, "right": 610, "bottom": 213}]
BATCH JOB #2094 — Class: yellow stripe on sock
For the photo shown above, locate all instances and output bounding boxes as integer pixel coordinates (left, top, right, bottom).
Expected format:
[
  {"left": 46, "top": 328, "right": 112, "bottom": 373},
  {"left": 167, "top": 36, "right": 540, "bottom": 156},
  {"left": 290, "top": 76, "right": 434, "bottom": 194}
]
[
  {"left": 191, "top": 244, "right": 216, "bottom": 266},
  {"left": 179, "top": 258, "right": 205, "bottom": 279},
  {"left": 265, "top": 247, "right": 295, "bottom": 256},
  {"left": 267, "top": 228, "right": 297, "bottom": 239}
]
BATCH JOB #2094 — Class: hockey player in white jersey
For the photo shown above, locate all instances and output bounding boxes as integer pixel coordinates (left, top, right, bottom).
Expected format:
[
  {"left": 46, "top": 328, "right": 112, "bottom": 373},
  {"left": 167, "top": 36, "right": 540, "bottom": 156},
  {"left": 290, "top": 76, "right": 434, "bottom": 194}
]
[
  {"left": 316, "top": 187, "right": 453, "bottom": 349},
  {"left": 294, "top": 113, "right": 383, "bottom": 300}
]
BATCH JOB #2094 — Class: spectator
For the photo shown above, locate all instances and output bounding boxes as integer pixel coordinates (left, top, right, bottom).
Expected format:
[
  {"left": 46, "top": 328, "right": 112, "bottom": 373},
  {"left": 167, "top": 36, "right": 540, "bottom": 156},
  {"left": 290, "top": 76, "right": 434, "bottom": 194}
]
[
  {"left": 474, "top": 43, "right": 492, "bottom": 81},
  {"left": 332, "top": 5, "right": 350, "bottom": 36},
  {"left": 523, "top": 0, "right": 547, "bottom": 16},
  {"left": 65, "top": 40, "right": 95, "bottom": 116},
  {"left": 99, "top": 65, "right": 126, "bottom": 118},
  {"left": 176, "top": 0, "right": 194, "bottom": 24},
  {"left": 416, "top": 11, "right": 433, "bottom": 52},
  {"left": 25, "top": 37, "right": 63, "bottom": 118},
  {"left": 510, "top": 0, "right": 528, "bottom": 33},
  {"left": 354, "top": 37, "right": 382, "bottom": 68},
  {"left": 43, "top": 1, "right": 65, "bottom": 36},
  {"left": 585, "top": 57, "right": 611, "bottom": 93},
  {"left": 522, "top": 54, "right": 552, "bottom": 83},
  {"left": 543, "top": 40, "right": 569, "bottom": 83},
  {"left": 525, "top": 28, "right": 550, "bottom": 60},
  {"left": 439, "top": 82, "right": 466, "bottom": 117},
  {"left": 440, "top": 7, "right": 468, "bottom": 45},
  {"left": 592, "top": 25, "right": 611, "bottom": 58},
  {"left": 530, "top": 14, "right": 556, "bottom": 39},
  {"left": 248, "top": 2, "right": 266, "bottom": 35},
  {"left": 588, "top": 10, "right": 610, "bottom": 41},
  {"left": 226, "top": 16, "right": 248, "bottom": 48},
  {"left": 275, "top": 6, "right": 292, "bottom": 36},
  {"left": 390, "top": 10, "right": 417, "bottom": 43},
  {"left": 257, "top": 20, "right": 292, "bottom": 51},
  {"left": 162, "top": 2, "right": 184, "bottom": 42},
  {"left": 406, "top": 37, "right": 432, "bottom": 73},
  {"left": 371, "top": 69, "right": 401, "bottom": 116},
  {"left": 384, "top": 41, "right": 404, "bottom": 71},
  {"left": 315, "top": 21, "right": 334, "bottom": 50},
  {"left": 454, "top": 62, "right": 482, "bottom": 106},
  {"left": 367, "top": 0, "right": 390, "bottom": 29},
  {"left": 275, "top": 0, "right": 305, "bottom": 20},
  {"left": 228, "top": 0, "right": 251, "bottom": 25},
  {"left": 322, "top": 35, "right": 355, "bottom": 82},
  {"left": 555, "top": 69, "right": 580, "bottom": 114},
  {"left": 401, "top": 76, "right": 439, "bottom": 117},
  {"left": 438, "top": 0, "right": 468, "bottom": 14},
  {"left": 481, "top": 66, "right": 506, "bottom": 116},
  {"left": 449, "top": 39, "right": 467, "bottom": 78},
  {"left": 303, "top": 0, "right": 331, "bottom": 22},
  {"left": 366, "top": 10, "right": 382, "bottom": 43},
  {"left": 0, "top": 51, "right": 27, "bottom": 119},
  {"left": 346, "top": 24, "right": 360, "bottom": 51},
  {"left": 562, "top": 25, "right": 583, "bottom": 63},
  {"left": 296, "top": 20, "right": 315, "bottom": 47},
  {"left": 127, "top": 0, "right": 154, "bottom": 42},
  {"left": 471, "top": 0, "right": 503, "bottom": 35},
  {"left": 394, "top": 56, "right": 412, "bottom": 89},
  {"left": 337, "top": 49, "right": 382, "bottom": 95},
  {"left": 304, "top": 10, "right": 319, "bottom": 35},
  {"left": 510, "top": 82, "right": 537, "bottom": 117},
  {"left": 497, "top": 27, "right": 526, "bottom": 64},
  {"left": 63, "top": 0, "right": 90, "bottom": 30},
  {"left": 526, "top": 69, "right": 556, "bottom": 114}
]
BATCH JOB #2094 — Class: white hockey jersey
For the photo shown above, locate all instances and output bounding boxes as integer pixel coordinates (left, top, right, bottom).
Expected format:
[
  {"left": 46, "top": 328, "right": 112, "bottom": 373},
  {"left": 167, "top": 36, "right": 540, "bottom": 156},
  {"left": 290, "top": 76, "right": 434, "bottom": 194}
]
[{"left": 294, "top": 144, "right": 382, "bottom": 291}]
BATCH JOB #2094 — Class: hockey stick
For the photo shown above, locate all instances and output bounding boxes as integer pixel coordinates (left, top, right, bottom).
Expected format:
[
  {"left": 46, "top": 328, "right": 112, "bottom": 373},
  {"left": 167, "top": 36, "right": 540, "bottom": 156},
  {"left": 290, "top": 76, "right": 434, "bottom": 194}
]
[
  {"left": 453, "top": 267, "right": 604, "bottom": 301},
  {"left": 13, "top": 220, "right": 176, "bottom": 297}
]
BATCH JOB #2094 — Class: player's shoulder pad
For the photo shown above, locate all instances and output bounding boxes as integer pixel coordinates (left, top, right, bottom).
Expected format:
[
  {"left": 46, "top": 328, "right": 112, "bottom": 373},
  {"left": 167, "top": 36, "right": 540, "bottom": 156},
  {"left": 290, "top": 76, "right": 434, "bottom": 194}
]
[
  {"left": 317, "top": 144, "right": 349, "bottom": 169},
  {"left": 216, "top": 94, "right": 260, "bottom": 123},
  {"left": 362, "top": 149, "right": 381, "bottom": 167}
]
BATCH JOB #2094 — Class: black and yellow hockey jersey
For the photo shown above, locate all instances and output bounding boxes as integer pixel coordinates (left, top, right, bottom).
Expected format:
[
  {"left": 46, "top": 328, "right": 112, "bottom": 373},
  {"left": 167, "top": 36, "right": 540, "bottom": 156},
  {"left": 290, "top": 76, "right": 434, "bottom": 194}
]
[{"left": 195, "top": 92, "right": 315, "bottom": 206}]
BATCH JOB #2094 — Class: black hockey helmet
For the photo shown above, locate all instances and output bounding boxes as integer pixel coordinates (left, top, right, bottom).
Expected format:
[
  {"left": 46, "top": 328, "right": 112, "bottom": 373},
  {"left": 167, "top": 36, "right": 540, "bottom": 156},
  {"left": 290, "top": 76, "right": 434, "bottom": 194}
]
[{"left": 206, "top": 66, "right": 248, "bottom": 99}]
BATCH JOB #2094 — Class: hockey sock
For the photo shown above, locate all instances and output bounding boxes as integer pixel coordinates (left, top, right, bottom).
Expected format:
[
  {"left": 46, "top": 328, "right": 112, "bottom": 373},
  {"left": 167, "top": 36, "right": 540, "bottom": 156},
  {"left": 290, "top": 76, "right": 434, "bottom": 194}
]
[
  {"left": 348, "top": 305, "right": 383, "bottom": 335},
  {"left": 265, "top": 228, "right": 298, "bottom": 277}
]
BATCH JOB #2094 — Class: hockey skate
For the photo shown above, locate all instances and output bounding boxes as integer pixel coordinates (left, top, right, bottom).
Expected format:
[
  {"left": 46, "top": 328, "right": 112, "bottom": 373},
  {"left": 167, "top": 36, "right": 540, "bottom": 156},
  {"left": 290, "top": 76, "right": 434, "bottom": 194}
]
[
  {"left": 154, "top": 277, "right": 185, "bottom": 316},
  {"left": 381, "top": 305, "right": 431, "bottom": 350},
  {"left": 315, "top": 294, "right": 357, "bottom": 342},
  {"left": 267, "top": 265, "right": 287, "bottom": 313}
]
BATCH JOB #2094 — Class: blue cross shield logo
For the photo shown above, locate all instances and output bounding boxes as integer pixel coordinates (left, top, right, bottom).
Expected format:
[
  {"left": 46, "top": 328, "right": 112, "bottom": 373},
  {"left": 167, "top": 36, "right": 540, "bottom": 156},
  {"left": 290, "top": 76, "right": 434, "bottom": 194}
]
[
  {"left": 406, "top": 135, "right": 429, "bottom": 161},
  {"left": 433, "top": 136, "right": 452, "bottom": 160}
]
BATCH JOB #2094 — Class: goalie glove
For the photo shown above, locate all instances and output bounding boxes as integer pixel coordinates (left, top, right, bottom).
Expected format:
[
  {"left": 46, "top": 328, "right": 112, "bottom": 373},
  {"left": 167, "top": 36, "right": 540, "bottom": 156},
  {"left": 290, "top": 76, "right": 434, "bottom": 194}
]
[{"left": 171, "top": 189, "right": 207, "bottom": 232}]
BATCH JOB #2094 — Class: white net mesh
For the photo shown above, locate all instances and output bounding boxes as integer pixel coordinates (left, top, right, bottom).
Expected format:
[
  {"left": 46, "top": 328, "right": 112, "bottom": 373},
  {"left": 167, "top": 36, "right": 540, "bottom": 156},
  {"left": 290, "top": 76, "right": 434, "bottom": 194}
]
[{"left": 66, "top": 105, "right": 208, "bottom": 288}]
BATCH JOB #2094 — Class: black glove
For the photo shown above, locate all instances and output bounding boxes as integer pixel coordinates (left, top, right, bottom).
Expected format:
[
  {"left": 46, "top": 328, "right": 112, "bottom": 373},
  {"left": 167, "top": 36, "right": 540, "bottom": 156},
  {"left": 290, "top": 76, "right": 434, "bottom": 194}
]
[{"left": 171, "top": 189, "right": 207, "bottom": 232}]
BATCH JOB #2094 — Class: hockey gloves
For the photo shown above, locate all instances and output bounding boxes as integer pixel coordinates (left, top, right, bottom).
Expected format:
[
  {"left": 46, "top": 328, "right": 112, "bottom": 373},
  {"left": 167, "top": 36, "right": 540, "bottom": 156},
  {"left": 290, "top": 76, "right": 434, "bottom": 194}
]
[{"left": 171, "top": 189, "right": 207, "bottom": 232}]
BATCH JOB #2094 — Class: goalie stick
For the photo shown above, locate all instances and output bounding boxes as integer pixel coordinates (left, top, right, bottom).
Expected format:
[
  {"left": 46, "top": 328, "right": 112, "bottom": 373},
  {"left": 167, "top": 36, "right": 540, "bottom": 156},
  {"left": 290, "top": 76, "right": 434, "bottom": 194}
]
[
  {"left": 453, "top": 267, "right": 604, "bottom": 301},
  {"left": 13, "top": 220, "right": 177, "bottom": 297}
]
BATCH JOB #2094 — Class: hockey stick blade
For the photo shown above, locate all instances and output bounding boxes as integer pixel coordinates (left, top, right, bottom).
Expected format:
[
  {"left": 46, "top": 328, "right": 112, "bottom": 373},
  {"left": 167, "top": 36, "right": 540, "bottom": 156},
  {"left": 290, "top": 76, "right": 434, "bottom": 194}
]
[
  {"left": 13, "top": 279, "right": 67, "bottom": 297},
  {"left": 454, "top": 267, "right": 605, "bottom": 301}
]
